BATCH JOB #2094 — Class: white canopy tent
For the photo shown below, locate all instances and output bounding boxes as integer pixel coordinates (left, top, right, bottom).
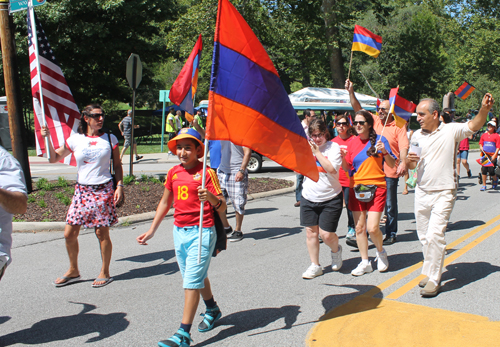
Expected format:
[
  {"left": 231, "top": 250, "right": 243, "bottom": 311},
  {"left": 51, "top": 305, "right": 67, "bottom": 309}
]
[
  {"left": 197, "top": 87, "right": 378, "bottom": 112},
  {"left": 288, "top": 87, "right": 377, "bottom": 111}
]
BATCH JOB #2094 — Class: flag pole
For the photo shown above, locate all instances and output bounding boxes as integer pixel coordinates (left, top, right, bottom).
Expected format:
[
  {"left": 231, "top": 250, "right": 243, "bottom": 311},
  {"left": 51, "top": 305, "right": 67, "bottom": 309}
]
[
  {"left": 197, "top": 138, "right": 209, "bottom": 264},
  {"left": 347, "top": 50, "right": 353, "bottom": 81},
  {"left": 28, "top": 0, "right": 50, "bottom": 160}
]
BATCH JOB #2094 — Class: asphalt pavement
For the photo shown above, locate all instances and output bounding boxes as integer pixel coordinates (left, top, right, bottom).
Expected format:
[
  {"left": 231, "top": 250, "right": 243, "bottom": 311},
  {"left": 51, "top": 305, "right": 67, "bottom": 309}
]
[{"left": 2, "top": 151, "right": 500, "bottom": 346}]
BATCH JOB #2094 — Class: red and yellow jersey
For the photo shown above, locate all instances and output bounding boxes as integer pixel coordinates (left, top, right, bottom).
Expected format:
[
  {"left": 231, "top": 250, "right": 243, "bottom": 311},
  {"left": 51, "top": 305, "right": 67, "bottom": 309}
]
[{"left": 165, "top": 161, "right": 222, "bottom": 228}]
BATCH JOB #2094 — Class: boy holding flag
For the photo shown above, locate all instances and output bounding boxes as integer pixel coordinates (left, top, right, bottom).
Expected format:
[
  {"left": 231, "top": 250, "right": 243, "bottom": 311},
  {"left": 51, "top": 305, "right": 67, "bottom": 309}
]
[{"left": 137, "top": 128, "right": 226, "bottom": 347}]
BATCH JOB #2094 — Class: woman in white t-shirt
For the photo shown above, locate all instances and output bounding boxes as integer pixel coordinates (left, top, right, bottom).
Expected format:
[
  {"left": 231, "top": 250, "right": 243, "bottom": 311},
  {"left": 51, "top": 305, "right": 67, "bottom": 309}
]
[
  {"left": 41, "top": 104, "right": 123, "bottom": 288},
  {"left": 301, "top": 119, "right": 344, "bottom": 279}
]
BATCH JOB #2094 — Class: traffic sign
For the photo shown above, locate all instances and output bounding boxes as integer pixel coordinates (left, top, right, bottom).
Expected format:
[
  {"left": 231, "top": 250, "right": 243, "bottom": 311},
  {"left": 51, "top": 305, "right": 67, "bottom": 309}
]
[
  {"left": 159, "top": 90, "right": 170, "bottom": 102},
  {"left": 126, "top": 54, "right": 142, "bottom": 90},
  {"left": 9, "top": 0, "right": 45, "bottom": 13}
]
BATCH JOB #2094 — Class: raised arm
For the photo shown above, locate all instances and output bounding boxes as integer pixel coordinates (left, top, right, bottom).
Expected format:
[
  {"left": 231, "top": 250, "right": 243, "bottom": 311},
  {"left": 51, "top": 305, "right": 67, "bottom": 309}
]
[
  {"left": 469, "top": 93, "right": 495, "bottom": 132},
  {"left": 345, "top": 79, "right": 362, "bottom": 113}
]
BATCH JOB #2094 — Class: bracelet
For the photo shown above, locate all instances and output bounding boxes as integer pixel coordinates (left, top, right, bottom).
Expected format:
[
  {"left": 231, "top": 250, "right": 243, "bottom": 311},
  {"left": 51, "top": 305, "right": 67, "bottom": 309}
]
[
  {"left": 214, "top": 199, "right": 222, "bottom": 209},
  {"left": 383, "top": 152, "right": 389, "bottom": 156},
  {"left": 117, "top": 184, "right": 124, "bottom": 187}
]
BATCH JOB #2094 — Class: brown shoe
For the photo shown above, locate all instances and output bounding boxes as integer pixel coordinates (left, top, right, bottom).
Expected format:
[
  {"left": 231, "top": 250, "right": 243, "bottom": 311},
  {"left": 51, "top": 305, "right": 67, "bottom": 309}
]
[
  {"left": 420, "top": 281, "right": 441, "bottom": 297},
  {"left": 418, "top": 276, "right": 429, "bottom": 288},
  {"left": 294, "top": 201, "right": 301, "bottom": 207}
]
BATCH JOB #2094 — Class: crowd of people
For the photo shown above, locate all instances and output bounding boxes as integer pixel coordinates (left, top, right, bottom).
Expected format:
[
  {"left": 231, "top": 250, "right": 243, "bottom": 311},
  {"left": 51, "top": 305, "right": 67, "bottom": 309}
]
[{"left": 0, "top": 80, "right": 495, "bottom": 346}]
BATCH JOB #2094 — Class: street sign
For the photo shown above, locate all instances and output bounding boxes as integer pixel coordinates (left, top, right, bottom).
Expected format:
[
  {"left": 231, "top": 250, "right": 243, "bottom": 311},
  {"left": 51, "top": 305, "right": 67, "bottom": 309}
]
[
  {"left": 126, "top": 54, "right": 142, "bottom": 90},
  {"left": 9, "top": 0, "right": 45, "bottom": 13},
  {"left": 159, "top": 90, "right": 170, "bottom": 102}
]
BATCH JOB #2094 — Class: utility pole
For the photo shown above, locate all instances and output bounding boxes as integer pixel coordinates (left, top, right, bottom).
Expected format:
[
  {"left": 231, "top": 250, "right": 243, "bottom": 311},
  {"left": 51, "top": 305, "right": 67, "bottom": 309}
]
[{"left": 0, "top": 0, "right": 32, "bottom": 192}]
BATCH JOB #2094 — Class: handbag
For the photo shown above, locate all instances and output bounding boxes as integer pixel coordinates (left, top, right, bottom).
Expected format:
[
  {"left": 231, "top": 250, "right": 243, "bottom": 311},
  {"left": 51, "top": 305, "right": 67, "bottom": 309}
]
[
  {"left": 406, "top": 168, "right": 418, "bottom": 189},
  {"left": 107, "top": 132, "right": 117, "bottom": 190},
  {"left": 212, "top": 207, "right": 227, "bottom": 257},
  {"left": 353, "top": 184, "right": 377, "bottom": 202}
]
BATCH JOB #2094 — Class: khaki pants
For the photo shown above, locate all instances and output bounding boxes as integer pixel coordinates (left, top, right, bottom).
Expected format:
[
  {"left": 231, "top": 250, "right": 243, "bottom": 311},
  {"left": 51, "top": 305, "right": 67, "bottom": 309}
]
[{"left": 415, "top": 186, "right": 456, "bottom": 283}]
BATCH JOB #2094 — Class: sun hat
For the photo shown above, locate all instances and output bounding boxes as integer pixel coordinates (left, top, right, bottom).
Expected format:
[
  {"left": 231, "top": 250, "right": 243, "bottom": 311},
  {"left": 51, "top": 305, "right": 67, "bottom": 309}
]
[
  {"left": 168, "top": 128, "right": 205, "bottom": 155},
  {"left": 487, "top": 121, "right": 497, "bottom": 127}
]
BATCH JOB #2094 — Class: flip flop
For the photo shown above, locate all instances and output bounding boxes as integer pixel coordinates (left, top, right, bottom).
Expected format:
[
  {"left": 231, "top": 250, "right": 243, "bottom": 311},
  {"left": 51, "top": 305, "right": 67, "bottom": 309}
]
[
  {"left": 54, "top": 275, "right": 81, "bottom": 287},
  {"left": 92, "top": 277, "right": 114, "bottom": 288}
]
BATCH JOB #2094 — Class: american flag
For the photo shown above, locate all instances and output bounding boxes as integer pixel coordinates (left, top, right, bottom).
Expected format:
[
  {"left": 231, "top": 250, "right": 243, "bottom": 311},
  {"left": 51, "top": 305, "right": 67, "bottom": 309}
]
[{"left": 28, "top": 11, "right": 80, "bottom": 166}]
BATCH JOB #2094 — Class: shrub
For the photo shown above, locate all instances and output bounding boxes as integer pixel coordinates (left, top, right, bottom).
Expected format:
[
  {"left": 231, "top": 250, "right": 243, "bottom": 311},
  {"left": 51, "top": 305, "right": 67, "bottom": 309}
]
[
  {"left": 57, "top": 177, "right": 69, "bottom": 187},
  {"left": 123, "top": 175, "right": 135, "bottom": 185}
]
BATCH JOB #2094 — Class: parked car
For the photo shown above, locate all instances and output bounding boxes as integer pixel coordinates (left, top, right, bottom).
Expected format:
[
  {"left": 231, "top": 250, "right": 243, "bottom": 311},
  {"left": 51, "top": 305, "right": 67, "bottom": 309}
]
[{"left": 247, "top": 151, "right": 263, "bottom": 173}]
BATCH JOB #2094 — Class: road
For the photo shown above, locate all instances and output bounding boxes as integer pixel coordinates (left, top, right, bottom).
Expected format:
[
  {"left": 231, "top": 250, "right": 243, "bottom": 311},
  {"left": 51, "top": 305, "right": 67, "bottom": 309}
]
[{"left": 2, "top": 151, "right": 500, "bottom": 346}]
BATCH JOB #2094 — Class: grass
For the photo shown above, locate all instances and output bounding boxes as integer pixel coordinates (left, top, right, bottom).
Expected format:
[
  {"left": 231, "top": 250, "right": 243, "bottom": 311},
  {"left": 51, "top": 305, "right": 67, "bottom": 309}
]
[
  {"left": 36, "top": 178, "right": 55, "bottom": 191},
  {"left": 123, "top": 175, "right": 136, "bottom": 185}
]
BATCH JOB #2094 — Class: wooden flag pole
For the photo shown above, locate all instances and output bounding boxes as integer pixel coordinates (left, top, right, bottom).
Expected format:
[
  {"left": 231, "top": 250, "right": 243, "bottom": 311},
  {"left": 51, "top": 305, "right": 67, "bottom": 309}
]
[{"left": 347, "top": 50, "right": 354, "bottom": 81}]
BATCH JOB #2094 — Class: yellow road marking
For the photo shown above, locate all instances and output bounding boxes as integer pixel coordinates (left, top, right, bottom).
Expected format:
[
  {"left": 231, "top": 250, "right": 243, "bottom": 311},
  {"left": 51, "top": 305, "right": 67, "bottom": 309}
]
[
  {"left": 307, "top": 214, "right": 500, "bottom": 346},
  {"left": 306, "top": 296, "right": 500, "bottom": 347},
  {"left": 387, "top": 215, "right": 500, "bottom": 299}
]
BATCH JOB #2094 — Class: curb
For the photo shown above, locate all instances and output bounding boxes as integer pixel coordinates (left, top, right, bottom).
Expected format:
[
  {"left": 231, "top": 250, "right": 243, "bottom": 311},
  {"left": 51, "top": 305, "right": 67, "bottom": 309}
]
[{"left": 13, "top": 185, "right": 295, "bottom": 233}]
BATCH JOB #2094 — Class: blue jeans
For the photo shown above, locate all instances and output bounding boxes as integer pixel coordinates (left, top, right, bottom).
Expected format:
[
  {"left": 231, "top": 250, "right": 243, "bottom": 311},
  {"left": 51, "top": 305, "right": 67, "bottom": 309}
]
[
  {"left": 295, "top": 174, "right": 304, "bottom": 202},
  {"left": 342, "top": 186, "right": 355, "bottom": 229},
  {"left": 385, "top": 177, "right": 399, "bottom": 238}
]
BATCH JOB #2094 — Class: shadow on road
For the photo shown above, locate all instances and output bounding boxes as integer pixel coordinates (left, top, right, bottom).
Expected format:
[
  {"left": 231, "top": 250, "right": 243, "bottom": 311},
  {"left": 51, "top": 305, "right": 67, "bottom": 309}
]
[
  {"left": 320, "top": 284, "right": 383, "bottom": 317},
  {"left": 244, "top": 207, "right": 279, "bottom": 216},
  {"left": 194, "top": 305, "right": 300, "bottom": 346},
  {"left": 442, "top": 261, "right": 500, "bottom": 293},
  {"left": 244, "top": 226, "right": 302, "bottom": 240},
  {"left": 397, "top": 212, "right": 415, "bottom": 221},
  {"left": 446, "top": 219, "right": 484, "bottom": 231},
  {"left": 0, "top": 316, "right": 11, "bottom": 325},
  {"left": 114, "top": 250, "right": 179, "bottom": 281},
  {"left": 0, "top": 302, "right": 129, "bottom": 346}
]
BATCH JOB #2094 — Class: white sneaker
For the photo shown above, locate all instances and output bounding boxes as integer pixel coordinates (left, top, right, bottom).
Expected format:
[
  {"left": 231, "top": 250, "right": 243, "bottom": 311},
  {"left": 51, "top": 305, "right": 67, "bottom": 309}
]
[
  {"left": 351, "top": 261, "right": 373, "bottom": 276},
  {"left": 376, "top": 249, "right": 389, "bottom": 272},
  {"left": 331, "top": 245, "right": 343, "bottom": 271},
  {"left": 302, "top": 263, "right": 323, "bottom": 279}
]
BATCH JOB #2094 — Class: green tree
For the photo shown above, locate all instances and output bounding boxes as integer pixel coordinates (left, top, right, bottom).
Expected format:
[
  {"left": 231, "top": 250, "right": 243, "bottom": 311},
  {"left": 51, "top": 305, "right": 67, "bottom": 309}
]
[{"left": 6, "top": 0, "right": 179, "bottom": 109}]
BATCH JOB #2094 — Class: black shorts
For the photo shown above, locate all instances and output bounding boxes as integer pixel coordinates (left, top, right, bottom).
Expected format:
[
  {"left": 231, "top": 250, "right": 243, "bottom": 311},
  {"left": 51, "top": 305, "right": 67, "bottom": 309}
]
[
  {"left": 482, "top": 158, "right": 497, "bottom": 176},
  {"left": 300, "top": 193, "right": 343, "bottom": 232}
]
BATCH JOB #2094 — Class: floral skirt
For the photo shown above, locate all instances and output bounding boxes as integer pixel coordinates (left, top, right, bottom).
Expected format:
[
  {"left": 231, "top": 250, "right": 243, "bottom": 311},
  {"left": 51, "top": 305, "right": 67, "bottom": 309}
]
[{"left": 66, "top": 181, "right": 118, "bottom": 228}]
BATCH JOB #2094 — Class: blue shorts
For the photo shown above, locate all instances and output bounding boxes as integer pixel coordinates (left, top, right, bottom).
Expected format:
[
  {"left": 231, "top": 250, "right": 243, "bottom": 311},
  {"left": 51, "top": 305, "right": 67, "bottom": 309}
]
[
  {"left": 457, "top": 150, "right": 468, "bottom": 160},
  {"left": 173, "top": 225, "right": 216, "bottom": 289}
]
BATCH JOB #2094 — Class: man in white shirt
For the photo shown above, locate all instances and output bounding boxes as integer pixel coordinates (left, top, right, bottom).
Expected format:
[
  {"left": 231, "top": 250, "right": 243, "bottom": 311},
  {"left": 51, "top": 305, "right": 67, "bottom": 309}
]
[{"left": 407, "top": 93, "right": 494, "bottom": 297}]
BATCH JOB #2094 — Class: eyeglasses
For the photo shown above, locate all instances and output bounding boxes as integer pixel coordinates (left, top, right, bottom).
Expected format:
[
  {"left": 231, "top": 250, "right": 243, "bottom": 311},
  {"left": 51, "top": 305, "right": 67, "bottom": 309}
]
[
  {"left": 336, "top": 122, "right": 348, "bottom": 126},
  {"left": 310, "top": 133, "right": 325, "bottom": 139},
  {"left": 352, "top": 121, "right": 366, "bottom": 126},
  {"left": 87, "top": 113, "right": 105, "bottom": 119}
]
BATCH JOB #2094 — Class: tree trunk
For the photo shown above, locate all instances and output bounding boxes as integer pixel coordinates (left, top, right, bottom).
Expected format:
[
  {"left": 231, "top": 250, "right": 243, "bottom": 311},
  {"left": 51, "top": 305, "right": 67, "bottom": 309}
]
[{"left": 322, "top": 0, "right": 345, "bottom": 88}]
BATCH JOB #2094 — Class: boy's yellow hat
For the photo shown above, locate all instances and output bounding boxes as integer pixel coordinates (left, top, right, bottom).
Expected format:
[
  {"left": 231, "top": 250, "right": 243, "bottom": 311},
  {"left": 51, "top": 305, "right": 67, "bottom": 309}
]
[{"left": 168, "top": 128, "right": 205, "bottom": 156}]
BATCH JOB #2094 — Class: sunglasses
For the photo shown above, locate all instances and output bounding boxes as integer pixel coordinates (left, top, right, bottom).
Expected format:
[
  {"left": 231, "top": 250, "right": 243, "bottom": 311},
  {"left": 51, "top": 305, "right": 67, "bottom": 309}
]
[
  {"left": 336, "top": 122, "right": 348, "bottom": 126},
  {"left": 87, "top": 113, "right": 105, "bottom": 119},
  {"left": 378, "top": 108, "right": 388, "bottom": 112},
  {"left": 310, "top": 133, "right": 325, "bottom": 138},
  {"left": 353, "top": 121, "right": 366, "bottom": 126}
]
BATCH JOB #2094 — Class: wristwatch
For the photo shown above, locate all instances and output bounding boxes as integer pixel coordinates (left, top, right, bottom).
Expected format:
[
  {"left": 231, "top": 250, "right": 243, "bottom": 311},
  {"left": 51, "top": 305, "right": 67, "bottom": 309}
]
[{"left": 238, "top": 169, "right": 245, "bottom": 174}]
